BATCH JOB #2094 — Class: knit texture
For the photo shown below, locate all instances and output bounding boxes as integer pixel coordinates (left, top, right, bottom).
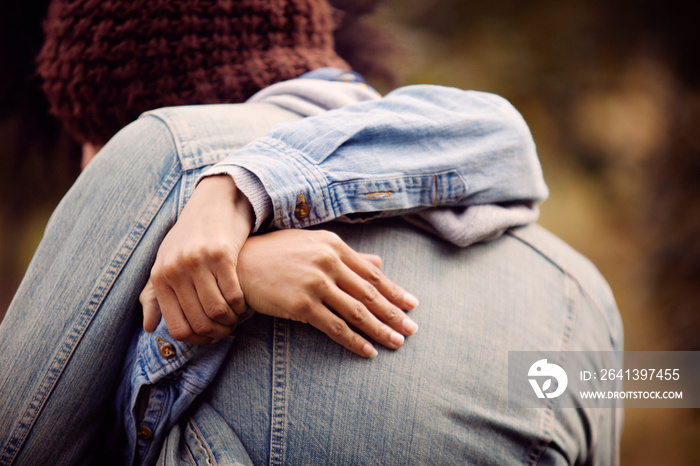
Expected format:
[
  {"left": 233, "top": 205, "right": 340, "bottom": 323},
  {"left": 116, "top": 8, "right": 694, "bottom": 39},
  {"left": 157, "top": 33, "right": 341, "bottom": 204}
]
[{"left": 37, "top": 0, "right": 348, "bottom": 145}]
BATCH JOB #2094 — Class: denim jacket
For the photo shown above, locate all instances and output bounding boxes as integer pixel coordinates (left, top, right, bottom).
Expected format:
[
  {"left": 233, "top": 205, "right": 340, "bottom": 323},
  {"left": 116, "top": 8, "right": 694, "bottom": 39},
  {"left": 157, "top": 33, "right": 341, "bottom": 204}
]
[{"left": 117, "top": 69, "right": 548, "bottom": 465}]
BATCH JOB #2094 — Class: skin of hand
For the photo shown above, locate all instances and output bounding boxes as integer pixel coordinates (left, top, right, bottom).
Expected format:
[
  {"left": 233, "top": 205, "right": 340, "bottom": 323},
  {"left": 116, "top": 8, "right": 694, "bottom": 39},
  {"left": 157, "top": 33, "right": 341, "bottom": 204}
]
[
  {"left": 141, "top": 175, "right": 253, "bottom": 345},
  {"left": 140, "top": 175, "right": 420, "bottom": 355},
  {"left": 236, "top": 229, "right": 420, "bottom": 358}
]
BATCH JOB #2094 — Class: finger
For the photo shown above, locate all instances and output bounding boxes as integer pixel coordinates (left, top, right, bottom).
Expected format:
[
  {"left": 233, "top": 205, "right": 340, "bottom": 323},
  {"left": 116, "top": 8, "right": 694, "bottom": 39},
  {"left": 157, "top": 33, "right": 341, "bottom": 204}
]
[
  {"left": 152, "top": 269, "right": 222, "bottom": 345},
  {"left": 304, "top": 304, "right": 379, "bottom": 358},
  {"left": 192, "top": 271, "right": 239, "bottom": 326},
  {"left": 152, "top": 278, "right": 207, "bottom": 344},
  {"left": 140, "top": 279, "right": 162, "bottom": 332},
  {"left": 215, "top": 264, "right": 248, "bottom": 317},
  {"left": 323, "top": 285, "right": 406, "bottom": 350},
  {"left": 339, "top": 245, "right": 419, "bottom": 312},
  {"left": 334, "top": 258, "right": 419, "bottom": 336},
  {"left": 172, "top": 280, "right": 234, "bottom": 344},
  {"left": 358, "top": 253, "right": 382, "bottom": 268}
]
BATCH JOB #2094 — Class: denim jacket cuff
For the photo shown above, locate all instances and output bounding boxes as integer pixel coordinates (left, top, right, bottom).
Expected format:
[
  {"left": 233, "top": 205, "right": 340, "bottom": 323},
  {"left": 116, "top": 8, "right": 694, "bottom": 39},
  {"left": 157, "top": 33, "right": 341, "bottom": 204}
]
[{"left": 206, "top": 137, "right": 335, "bottom": 229}]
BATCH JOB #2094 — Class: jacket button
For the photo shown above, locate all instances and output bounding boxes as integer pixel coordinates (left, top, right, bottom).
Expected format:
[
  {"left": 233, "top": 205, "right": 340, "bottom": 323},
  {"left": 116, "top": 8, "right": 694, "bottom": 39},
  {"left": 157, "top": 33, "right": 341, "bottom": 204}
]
[
  {"left": 137, "top": 426, "right": 153, "bottom": 441},
  {"left": 156, "top": 337, "right": 176, "bottom": 359},
  {"left": 159, "top": 343, "right": 175, "bottom": 359},
  {"left": 295, "top": 202, "right": 310, "bottom": 219},
  {"left": 294, "top": 193, "right": 310, "bottom": 219}
]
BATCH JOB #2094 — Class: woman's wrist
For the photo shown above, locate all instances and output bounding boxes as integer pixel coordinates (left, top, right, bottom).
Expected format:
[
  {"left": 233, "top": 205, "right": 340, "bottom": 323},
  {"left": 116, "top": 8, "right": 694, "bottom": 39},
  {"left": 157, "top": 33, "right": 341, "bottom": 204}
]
[{"left": 198, "top": 175, "right": 254, "bottom": 233}]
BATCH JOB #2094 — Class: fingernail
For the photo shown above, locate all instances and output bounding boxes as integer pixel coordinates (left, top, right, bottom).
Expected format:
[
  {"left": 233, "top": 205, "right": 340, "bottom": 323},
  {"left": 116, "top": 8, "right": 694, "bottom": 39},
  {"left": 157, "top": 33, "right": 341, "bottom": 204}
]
[
  {"left": 404, "top": 293, "right": 419, "bottom": 309},
  {"left": 390, "top": 331, "right": 405, "bottom": 346},
  {"left": 364, "top": 343, "right": 378, "bottom": 358},
  {"left": 402, "top": 317, "right": 419, "bottom": 335}
]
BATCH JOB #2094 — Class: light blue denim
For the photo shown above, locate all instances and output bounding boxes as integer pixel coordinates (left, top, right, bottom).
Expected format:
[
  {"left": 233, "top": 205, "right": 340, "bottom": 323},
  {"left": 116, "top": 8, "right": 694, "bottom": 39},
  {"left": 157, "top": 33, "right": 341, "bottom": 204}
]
[
  {"left": 214, "top": 84, "right": 548, "bottom": 231},
  {"left": 113, "top": 87, "right": 548, "bottom": 465},
  {"left": 160, "top": 221, "right": 623, "bottom": 465},
  {"left": 0, "top": 87, "right": 617, "bottom": 465},
  {"left": 0, "top": 103, "right": 301, "bottom": 465}
]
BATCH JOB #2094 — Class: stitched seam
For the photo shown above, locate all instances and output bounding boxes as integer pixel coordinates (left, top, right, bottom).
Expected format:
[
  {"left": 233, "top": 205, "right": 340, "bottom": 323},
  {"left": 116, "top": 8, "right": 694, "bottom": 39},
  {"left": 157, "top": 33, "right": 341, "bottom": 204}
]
[
  {"left": 187, "top": 417, "right": 215, "bottom": 465},
  {"left": 268, "top": 318, "right": 288, "bottom": 466},
  {"left": 0, "top": 160, "right": 183, "bottom": 465},
  {"left": 524, "top": 274, "right": 577, "bottom": 465},
  {"left": 507, "top": 229, "right": 618, "bottom": 343}
]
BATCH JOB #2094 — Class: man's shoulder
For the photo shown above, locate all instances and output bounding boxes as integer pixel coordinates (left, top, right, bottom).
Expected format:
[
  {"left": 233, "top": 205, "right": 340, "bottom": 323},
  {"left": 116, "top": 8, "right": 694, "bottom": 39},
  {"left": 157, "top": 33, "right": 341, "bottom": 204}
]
[
  {"left": 128, "top": 103, "right": 304, "bottom": 168},
  {"left": 507, "top": 224, "right": 608, "bottom": 292},
  {"left": 506, "top": 224, "right": 620, "bottom": 338},
  {"left": 141, "top": 102, "right": 303, "bottom": 139}
]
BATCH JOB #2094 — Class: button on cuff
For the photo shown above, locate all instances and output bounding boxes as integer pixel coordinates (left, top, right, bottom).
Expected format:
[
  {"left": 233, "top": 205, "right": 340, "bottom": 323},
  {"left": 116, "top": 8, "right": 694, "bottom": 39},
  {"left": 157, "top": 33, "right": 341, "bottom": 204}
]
[
  {"left": 137, "top": 425, "right": 153, "bottom": 441},
  {"left": 294, "top": 193, "right": 310, "bottom": 219},
  {"left": 156, "top": 337, "right": 176, "bottom": 359}
]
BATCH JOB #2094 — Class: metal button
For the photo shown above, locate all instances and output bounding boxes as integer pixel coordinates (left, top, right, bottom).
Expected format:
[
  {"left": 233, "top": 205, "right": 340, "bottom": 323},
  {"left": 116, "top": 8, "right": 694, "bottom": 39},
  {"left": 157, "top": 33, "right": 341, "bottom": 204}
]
[
  {"left": 156, "top": 337, "right": 176, "bottom": 359},
  {"left": 294, "top": 193, "right": 310, "bottom": 219},
  {"left": 137, "top": 426, "right": 153, "bottom": 441}
]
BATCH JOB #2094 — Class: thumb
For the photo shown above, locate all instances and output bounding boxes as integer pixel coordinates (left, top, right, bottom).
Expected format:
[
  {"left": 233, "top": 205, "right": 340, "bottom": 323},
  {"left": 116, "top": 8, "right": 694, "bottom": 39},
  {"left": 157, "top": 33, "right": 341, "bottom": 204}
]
[{"left": 140, "top": 279, "right": 163, "bottom": 332}]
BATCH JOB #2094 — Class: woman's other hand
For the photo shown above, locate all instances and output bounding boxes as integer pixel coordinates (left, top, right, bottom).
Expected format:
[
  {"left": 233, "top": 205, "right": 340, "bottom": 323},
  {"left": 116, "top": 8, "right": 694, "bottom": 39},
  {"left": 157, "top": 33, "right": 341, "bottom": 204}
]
[
  {"left": 237, "top": 229, "right": 419, "bottom": 358},
  {"left": 141, "top": 175, "right": 252, "bottom": 345}
]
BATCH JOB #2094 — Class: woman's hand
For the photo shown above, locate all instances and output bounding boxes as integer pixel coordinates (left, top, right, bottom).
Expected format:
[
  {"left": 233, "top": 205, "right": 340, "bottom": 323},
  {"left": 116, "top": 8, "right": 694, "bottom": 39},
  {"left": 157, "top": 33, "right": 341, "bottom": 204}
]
[
  {"left": 141, "top": 175, "right": 253, "bottom": 345},
  {"left": 140, "top": 175, "right": 419, "bottom": 355},
  {"left": 237, "top": 229, "right": 419, "bottom": 358}
]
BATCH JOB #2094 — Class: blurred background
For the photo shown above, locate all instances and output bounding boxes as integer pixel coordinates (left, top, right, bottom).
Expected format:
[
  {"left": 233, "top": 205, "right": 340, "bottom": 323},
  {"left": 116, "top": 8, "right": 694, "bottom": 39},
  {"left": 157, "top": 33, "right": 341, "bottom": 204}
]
[{"left": 1, "top": 0, "right": 698, "bottom": 464}]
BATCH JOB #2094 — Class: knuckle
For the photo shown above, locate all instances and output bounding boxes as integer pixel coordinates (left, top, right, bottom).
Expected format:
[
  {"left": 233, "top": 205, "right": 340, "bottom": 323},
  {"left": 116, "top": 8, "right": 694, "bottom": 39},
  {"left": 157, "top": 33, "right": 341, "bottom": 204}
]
[
  {"left": 225, "top": 289, "right": 245, "bottom": 307},
  {"left": 385, "top": 306, "right": 402, "bottom": 322},
  {"left": 150, "top": 266, "right": 167, "bottom": 286},
  {"left": 365, "top": 266, "right": 383, "bottom": 287},
  {"left": 180, "top": 247, "right": 203, "bottom": 269},
  {"left": 314, "top": 229, "right": 338, "bottom": 242},
  {"left": 177, "top": 248, "right": 201, "bottom": 267},
  {"left": 169, "top": 324, "right": 192, "bottom": 342},
  {"left": 206, "top": 304, "right": 230, "bottom": 321},
  {"left": 207, "top": 242, "right": 233, "bottom": 264},
  {"left": 323, "top": 231, "right": 343, "bottom": 247},
  {"left": 180, "top": 240, "right": 231, "bottom": 268},
  {"left": 387, "top": 283, "right": 403, "bottom": 303},
  {"left": 306, "top": 272, "right": 332, "bottom": 292},
  {"left": 348, "top": 302, "right": 367, "bottom": 325},
  {"left": 290, "top": 296, "right": 313, "bottom": 315},
  {"left": 160, "top": 261, "right": 181, "bottom": 281},
  {"left": 348, "top": 333, "right": 364, "bottom": 350},
  {"left": 312, "top": 247, "right": 338, "bottom": 269},
  {"left": 329, "top": 320, "right": 347, "bottom": 339},
  {"left": 191, "top": 322, "right": 215, "bottom": 337},
  {"left": 363, "top": 282, "right": 380, "bottom": 304}
]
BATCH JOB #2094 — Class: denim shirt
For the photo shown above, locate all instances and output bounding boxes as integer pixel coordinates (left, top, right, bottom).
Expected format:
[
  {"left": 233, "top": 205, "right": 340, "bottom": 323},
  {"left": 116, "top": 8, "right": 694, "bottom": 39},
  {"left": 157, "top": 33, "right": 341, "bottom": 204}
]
[{"left": 116, "top": 69, "right": 549, "bottom": 465}]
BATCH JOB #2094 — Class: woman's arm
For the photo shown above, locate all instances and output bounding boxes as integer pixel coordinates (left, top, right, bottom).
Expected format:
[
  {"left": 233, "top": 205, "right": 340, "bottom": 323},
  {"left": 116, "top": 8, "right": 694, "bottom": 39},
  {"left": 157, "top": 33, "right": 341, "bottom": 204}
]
[
  {"left": 143, "top": 85, "right": 547, "bottom": 345},
  {"left": 208, "top": 84, "right": 547, "bottom": 231},
  {"left": 141, "top": 177, "right": 418, "bottom": 356}
]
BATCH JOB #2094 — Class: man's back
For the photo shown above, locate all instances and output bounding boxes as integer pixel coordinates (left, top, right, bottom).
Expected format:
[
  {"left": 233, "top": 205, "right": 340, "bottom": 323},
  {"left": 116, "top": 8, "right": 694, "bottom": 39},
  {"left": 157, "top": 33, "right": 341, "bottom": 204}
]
[
  {"left": 0, "top": 101, "right": 620, "bottom": 464},
  {"left": 162, "top": 220, "right": 623, "bottom": 465}
]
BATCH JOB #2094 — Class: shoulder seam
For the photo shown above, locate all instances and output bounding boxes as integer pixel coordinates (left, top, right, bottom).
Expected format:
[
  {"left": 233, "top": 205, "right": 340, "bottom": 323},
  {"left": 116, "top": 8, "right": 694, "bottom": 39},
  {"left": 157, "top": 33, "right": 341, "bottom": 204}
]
[{"left": 505, "top": 226, "right": 620, "bottom": 345}]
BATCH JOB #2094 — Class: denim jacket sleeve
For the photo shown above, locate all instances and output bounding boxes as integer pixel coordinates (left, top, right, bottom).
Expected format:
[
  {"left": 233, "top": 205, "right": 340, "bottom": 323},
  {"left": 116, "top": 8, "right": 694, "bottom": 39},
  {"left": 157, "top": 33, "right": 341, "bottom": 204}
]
[{"left": 203, "top": 84, "right": 548, "bottom": 240}]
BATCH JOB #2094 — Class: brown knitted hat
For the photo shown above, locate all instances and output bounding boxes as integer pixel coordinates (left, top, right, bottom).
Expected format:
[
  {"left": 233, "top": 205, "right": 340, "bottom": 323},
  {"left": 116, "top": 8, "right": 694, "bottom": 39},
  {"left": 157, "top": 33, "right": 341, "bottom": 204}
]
[{"left": 37, "top": 0, "right": 349, "bottom": 145}]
